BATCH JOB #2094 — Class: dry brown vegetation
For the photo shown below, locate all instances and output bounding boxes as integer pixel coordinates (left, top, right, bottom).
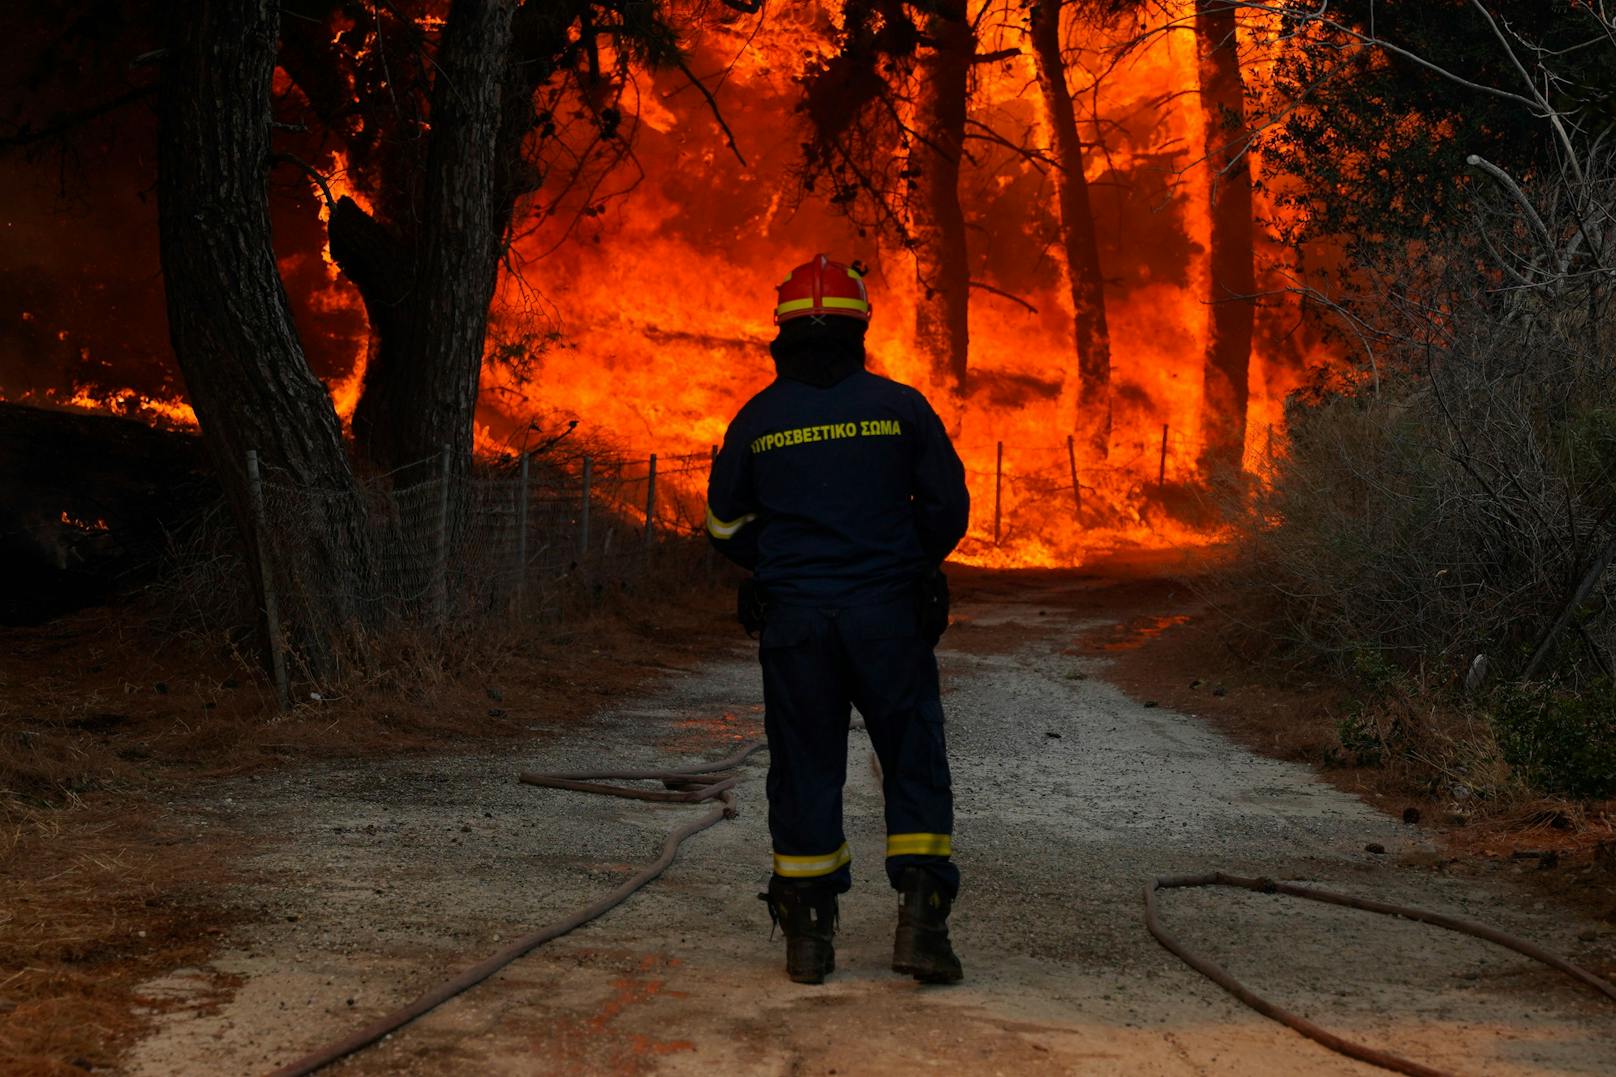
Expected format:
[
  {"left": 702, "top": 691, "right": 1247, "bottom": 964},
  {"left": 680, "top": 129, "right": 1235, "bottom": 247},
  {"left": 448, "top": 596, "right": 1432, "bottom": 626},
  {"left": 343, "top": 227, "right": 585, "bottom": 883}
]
[{"left": 0, "top": 555, "right": 740, "bottom": 1074}]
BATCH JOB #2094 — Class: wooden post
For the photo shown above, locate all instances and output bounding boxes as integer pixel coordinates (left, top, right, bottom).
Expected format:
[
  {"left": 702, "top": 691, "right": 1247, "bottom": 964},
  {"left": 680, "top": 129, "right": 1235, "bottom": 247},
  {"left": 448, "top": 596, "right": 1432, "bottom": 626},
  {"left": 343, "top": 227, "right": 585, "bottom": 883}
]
[
  {"left": 993, "top": 440, "right": 1004, "bottom": 546},
  {"left": 245, "top": 450, "right": 289, "bottom": 711},
  {"left": 433, "top": 443, "right": 451, "bottom": 622},
  {"left": 578, "top": 455, "right": 592, "bottom": 558},
  {"left": 643, "top": 452, "right": 658, "bottom": 548},
  {"left": 513, "top": 451, "right": 529, "bottom": 617},
  {"left": 1066, "top": 434, "right": 1082, "bottom": 520},
  {"left": 1158, "top": 424, "right": 1169, "bottom": 490}
]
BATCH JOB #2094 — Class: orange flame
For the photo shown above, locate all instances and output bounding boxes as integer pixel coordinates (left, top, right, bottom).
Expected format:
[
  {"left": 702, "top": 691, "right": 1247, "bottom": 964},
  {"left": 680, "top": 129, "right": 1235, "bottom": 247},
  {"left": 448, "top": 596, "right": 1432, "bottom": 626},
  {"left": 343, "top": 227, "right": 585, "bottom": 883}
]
[
  {"left": 60, "top": 510, "right": 110, "bottom": 532},
  {"left": 474, "top": 1, "right": 1328, "bottom": 566},
  {"left": 11, "top": 2, "right": 1333, "bottom": 570}
]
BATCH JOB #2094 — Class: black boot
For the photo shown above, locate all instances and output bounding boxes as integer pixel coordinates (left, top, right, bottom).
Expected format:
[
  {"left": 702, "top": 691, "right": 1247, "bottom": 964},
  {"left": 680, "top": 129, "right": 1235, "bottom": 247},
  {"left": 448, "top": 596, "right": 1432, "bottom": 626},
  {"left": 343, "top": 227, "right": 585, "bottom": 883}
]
[
  {"left": 892, "top": 867, "right": 963, "bottom": 983},
  {"left": 760, "top": 879, "right": 837, "bottom": 984}
]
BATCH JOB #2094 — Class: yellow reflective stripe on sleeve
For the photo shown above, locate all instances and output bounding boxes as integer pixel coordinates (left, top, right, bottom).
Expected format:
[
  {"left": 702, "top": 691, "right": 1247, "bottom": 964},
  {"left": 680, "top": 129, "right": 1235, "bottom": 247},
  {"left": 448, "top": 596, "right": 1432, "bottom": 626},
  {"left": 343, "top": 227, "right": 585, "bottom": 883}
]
[
  {"left": 773, "top": 843, "right": 852, "bottom": 878},
  {"left": 885, "top": 833, "right": 952, "bottom": 858},
  {"left": 705, "top": 504, "right": 756, "bottom": 540}
]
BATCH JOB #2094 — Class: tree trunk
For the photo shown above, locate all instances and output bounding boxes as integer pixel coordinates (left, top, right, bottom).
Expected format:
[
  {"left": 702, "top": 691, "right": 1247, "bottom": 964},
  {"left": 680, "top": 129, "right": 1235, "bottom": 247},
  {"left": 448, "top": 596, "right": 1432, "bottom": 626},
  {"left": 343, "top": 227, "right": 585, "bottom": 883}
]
[
  {"left": 157, "top": 0, "right": 371, "bottom": 668},
  {"left": 911, "top": 5, "right": 973, "bottom": 401},
  {"left": 1195, "top": 0, "right": 1256, "bottom": 476},
  {"left": 1031, "top": 0, "right": 1111, "bottom": 459},
  {"left": 349, "top": 0, "right": 518, "bottom": 478}
]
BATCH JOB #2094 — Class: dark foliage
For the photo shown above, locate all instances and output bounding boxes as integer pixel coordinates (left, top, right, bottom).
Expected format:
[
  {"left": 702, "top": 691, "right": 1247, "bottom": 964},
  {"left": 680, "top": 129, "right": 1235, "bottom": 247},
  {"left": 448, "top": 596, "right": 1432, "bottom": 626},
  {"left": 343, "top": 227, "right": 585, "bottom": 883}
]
[{"left": 1258, "top": 0, "right": 1616, "bottom": 253}]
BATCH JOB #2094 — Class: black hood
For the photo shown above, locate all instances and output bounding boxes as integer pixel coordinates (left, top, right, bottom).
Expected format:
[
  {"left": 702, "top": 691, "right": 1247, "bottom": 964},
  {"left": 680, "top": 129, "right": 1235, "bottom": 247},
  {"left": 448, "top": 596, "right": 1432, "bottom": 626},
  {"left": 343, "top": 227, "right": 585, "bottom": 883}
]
[{"left": 769, "top": 316, "right": 867, "bottom": 388}]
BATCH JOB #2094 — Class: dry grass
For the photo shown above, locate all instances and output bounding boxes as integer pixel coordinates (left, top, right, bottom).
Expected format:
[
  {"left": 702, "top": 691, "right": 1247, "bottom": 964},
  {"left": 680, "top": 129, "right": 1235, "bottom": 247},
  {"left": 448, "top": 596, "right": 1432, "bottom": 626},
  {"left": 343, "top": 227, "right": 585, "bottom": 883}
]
[
  {"left": 0, "top": 802, "right": 242, "bottom": 1075},
  {"left": 0, "top": 559, "right": 742, "bottom": 1073}
]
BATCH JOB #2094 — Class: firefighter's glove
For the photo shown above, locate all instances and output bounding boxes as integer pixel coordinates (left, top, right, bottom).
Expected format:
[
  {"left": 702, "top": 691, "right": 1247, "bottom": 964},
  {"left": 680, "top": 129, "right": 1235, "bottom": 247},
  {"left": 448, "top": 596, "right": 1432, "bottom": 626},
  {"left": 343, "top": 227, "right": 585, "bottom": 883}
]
[{"left": 737, "top": 577, "right": 767, "bottom": 638}]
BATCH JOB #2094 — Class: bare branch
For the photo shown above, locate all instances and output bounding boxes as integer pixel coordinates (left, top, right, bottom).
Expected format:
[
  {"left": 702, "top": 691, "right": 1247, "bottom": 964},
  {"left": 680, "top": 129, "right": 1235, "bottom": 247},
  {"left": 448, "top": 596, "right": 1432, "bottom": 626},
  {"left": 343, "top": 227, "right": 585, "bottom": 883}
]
[
  {"left": 1468, "top": 0, "right": 1584, "bottom": 183},
  {"left": 669, "top": 51, "right": 747, "bottom": 166},
  {"left": 968, "top": 279, "right": 1038, "bottom": 313},
  {"left": 1465, "top": 154, "right": 1557, "bottom": 267},
  {"left": 269, "top": 152, "right": 337, "bottom": 207},
  {"left": 0, "top": 85, "right": 158, "bottom": 152}
]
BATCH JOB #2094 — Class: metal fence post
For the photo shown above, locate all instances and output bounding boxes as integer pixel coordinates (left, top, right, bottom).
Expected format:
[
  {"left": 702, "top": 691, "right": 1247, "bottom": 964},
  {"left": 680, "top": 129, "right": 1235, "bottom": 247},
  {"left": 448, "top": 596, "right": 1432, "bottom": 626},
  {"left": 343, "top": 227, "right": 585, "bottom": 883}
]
[
  {"left": 643, "top": 452, "right": 658, "bottom": 549},
  {"left": 1066, "top": 434, "right": 1082, "bottom": 520},
  {"left": 245, "top": 450, "right": 289, "bottom": 711},
  {"left": 433, "top": 443, "right": 451, "bottom": 622},
  {"left": 578, "top": 454, "right": 592, "bottom": 559},
  {"left": 993, "top": 441, "right": 1004, "bottom": 546},
  {"left": 514, "top": 451, "right": 529, "bottom": 618}
]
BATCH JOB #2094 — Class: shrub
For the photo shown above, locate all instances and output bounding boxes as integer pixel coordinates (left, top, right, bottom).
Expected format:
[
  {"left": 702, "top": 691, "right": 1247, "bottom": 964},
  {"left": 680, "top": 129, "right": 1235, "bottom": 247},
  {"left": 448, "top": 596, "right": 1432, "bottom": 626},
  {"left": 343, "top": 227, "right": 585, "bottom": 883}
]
[{"left": 1491, "top": 683, "right": 1616, "bottom": 800}]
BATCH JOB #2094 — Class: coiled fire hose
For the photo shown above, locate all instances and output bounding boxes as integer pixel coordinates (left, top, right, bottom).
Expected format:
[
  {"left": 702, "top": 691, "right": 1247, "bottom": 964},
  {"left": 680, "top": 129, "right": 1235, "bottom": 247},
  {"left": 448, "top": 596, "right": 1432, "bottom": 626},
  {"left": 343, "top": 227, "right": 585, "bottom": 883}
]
[
  {"left": 265, "top": 739, "right": 767, "bottom": 1077},
  {"left": 1146, "top": 872, "right": 1616, "bottom": 1077}
]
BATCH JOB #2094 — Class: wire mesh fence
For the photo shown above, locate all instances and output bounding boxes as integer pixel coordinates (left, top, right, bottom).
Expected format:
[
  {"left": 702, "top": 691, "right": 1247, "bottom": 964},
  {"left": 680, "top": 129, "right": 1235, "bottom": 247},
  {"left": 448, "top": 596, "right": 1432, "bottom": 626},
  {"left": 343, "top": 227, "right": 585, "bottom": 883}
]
[
  {"left": 246, "top": 445, "right": 719, "bottom": 705},
  {"left": 238, "top": 423, "right": 1259, "bottom": 701}
]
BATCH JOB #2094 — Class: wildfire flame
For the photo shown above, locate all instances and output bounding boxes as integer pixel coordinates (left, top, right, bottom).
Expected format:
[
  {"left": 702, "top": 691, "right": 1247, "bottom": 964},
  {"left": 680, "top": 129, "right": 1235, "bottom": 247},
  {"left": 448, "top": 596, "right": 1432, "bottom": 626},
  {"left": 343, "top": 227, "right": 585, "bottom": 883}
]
[
  {"left": 475, "top": 1, "right": 1327, "bottom": 566},
  {"left": 5, "top": 1, "right": 1334, "bottom": 570}
]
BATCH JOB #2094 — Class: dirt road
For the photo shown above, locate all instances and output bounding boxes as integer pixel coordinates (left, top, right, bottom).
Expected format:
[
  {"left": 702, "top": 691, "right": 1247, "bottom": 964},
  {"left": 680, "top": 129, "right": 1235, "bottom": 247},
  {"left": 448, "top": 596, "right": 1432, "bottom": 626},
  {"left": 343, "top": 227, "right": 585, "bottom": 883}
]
[{"left": 130, "top": 569, "right": 1616, "bottom": 1075}]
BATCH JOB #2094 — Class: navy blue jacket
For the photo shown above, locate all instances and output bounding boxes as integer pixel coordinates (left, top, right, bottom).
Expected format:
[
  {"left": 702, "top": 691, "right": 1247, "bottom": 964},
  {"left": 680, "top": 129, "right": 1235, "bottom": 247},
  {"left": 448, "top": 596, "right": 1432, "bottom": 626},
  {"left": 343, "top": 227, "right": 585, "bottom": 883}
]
[{"left": 706, "top": 365, "right": 969, "bottom": 606}]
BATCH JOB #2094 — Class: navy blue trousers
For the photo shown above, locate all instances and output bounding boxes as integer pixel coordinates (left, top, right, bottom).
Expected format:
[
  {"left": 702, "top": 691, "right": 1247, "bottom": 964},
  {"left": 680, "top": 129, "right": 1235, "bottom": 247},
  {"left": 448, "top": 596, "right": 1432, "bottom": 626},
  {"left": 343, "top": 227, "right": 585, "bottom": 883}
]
[{"left": 758, "top": 596, "right": 958, "bottom": 898}]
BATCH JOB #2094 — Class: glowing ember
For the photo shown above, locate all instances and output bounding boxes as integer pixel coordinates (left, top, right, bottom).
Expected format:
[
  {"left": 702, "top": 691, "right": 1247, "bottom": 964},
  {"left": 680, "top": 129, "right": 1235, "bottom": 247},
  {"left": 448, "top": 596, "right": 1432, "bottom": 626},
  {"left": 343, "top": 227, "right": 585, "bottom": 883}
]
[{"left": 59, "top": 511, "right": 110, "bottom": 532}]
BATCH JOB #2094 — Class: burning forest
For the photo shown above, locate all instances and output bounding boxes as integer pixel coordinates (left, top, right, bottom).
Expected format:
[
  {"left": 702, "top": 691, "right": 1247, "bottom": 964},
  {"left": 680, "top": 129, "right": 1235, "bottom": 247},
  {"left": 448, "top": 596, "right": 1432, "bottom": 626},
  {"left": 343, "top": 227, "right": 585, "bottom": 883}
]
[
  {"left": 4, "top": 0, "right": 1334, "bottom": 587},
  {"left": 6, "top": 4, "right": 1616, "bottom": 1073}
]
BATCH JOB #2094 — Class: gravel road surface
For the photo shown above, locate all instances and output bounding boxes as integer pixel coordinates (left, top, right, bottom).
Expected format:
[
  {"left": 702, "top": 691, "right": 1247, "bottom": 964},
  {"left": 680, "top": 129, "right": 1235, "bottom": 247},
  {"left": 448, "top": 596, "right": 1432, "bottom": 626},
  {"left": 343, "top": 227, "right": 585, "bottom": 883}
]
[{"left": 129, "top": 571, "right": 1616, "bottom": 1075}]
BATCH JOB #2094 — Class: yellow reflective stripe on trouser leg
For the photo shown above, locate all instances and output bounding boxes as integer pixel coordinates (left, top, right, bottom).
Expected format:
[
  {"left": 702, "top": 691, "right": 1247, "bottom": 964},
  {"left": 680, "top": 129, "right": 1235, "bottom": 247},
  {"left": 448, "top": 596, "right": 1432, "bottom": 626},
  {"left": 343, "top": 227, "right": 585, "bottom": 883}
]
[
  {"left": 705, "top": 504, "right": 756, "bottom": 539},
  {"left": 886, "top": 833, "right": 952, "bottom": 858},
  {"left": 773, "top": 843, "right": 851, "bottom": 878}
]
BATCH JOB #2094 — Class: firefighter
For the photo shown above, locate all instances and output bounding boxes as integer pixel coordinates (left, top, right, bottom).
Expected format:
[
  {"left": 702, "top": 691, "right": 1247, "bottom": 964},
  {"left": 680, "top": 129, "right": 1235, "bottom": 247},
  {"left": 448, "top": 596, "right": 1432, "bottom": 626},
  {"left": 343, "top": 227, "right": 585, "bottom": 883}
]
[{"left": 705, "top": 254, "right": 970, "bottom": 985}]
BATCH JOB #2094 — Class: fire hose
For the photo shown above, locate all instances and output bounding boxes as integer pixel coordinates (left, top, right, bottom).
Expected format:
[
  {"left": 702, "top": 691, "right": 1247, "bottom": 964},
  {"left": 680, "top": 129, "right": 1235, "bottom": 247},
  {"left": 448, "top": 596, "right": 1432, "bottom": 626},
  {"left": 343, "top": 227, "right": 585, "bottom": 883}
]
[
  {"left": 264, "top": 736, "right": 1614, "bottom": 1077},
  {"left": 1145, "top": 872, "right": 1616, "bottom": 1077},
  {"left": 264, "top": 739, "right": 767, "bottom": 1077}
]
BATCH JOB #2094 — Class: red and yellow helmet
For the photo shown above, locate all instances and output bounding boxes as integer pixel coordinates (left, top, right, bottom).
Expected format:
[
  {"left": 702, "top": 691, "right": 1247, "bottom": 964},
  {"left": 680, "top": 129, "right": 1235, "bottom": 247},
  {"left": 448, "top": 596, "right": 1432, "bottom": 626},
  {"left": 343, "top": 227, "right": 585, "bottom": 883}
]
[{"left": 774, "top": 254, "right": 872, "bottom": 324}]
